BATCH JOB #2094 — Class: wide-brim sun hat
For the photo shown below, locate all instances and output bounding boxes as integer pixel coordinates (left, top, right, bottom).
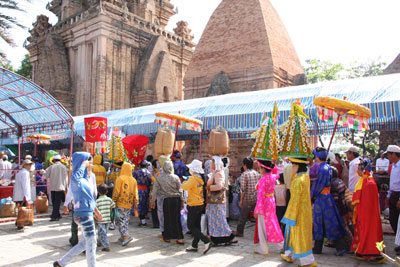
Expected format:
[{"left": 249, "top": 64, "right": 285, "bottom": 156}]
[
  {"left": 22, "top": 159, "right": 33, "bottom": 166},
  {"left": 187, "top": 159, "right": 204, "bottom": 174}
]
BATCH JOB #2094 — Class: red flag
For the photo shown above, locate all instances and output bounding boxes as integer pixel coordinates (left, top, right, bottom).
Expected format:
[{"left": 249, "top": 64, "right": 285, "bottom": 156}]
[{"left": 84, "top": 117, "right": 108, "bottom": 143}]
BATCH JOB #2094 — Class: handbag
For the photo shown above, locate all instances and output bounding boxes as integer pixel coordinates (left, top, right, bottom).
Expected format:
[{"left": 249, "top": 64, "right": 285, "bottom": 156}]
[
  {"left": 345, "top": 188, "right": 353, "bottom": 211},
  {"left": 36, "top": 193, "right": 49, "bottom": 213},
  {"left": 111, "top": 207, "right": 120, "bottom": 221},
  {"left": 0, "top": 198, "right": 16, "bottom": 217},
  {"left": 206, "top": 187, "right": 225, "bottom": 204},
  {"left": 17, "top": 203, "right": 34, "bottom": 227}
]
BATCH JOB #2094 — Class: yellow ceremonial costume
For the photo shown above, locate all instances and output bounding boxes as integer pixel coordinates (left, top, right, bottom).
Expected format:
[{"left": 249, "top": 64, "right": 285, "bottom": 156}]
[
  {"left": 281, "top": 172, "right": 313, "bottom": 258},
  {"left": 92, "top": 155, "right": 107, "bottom": 186},
  {"left": 279, "top": 101, "right": 316, "bottom": 267}
]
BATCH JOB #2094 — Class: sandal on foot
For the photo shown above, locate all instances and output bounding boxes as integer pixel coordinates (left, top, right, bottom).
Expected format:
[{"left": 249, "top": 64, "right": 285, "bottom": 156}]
[
  {"left": 185, "top": 246, "right": 198, "bottom": 252},
  {"left": 281, "top": 254, "right": 294, "bottom": 263},
  {"left": 160, "top": 239, "right": 170, "bottom": 243},
  {"left": 334, "top": 249, "right": 349, "bottom": 256},
  {"left": 175, "top": 240, "right": 184, "bottom": 245},
  {"left": 298, "top": 262, "right": 317, "bottom": 267},
  {"left": 368, "top": 257, "right": 386, "bottom": 264},
  {"left": 224, "top": 240, "right": 238, "bottom": 246},
  {"left": 203, "top": 242, "right": 212, "bottom": 254},
  {"left": 122, "top": 237, "right": 133, "bottom": 246},
  {"left": 351, "top": 255, "right": 366, "bottom": 261}
]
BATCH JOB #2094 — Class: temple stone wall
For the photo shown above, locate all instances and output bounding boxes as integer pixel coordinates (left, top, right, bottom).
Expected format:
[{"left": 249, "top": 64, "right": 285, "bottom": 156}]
[
  {"left": 380, "top": 130, "right": 400, "bottom": 151},
  {"left": 26, "top": 0, "right": 194, "bottom": 116}
]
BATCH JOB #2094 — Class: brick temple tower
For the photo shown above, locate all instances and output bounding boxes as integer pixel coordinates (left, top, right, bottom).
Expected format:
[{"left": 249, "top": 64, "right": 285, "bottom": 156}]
[{"left": 183, "top": 0, "right": 306, "bottom": 100}]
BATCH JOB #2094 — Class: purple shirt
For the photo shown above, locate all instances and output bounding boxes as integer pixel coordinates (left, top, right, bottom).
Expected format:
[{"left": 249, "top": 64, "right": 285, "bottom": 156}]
[{"left": 309, "top": 162, "right": 320, "bottom": 180}]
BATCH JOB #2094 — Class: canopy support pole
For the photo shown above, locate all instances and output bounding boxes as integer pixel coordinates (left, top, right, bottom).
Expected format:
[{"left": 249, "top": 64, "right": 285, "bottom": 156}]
[
  {"left": 68, "top": 128, "right": 74, "bottom": 184},
  {"left": 34, "top": 142, "right": 37, "bottom": 157},
  {"left": 327, "top": 120, "right": 339, "bottom": 152},
  {"left": 199, "top": 131, "right": 202, "bottom": 158},
  {"left": 18, "top": 136, "right": 21, "bottom": 168},
  {"left": 172, "top": 120, "right": 180, "bottom": 154}
]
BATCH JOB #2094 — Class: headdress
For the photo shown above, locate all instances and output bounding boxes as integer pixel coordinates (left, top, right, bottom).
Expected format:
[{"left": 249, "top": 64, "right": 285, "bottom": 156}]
[
  {"left": 359, "top": 158, "right": 372, "bottom": 173},
  {"left": 251, "top": 103, "right": 280, "bottom": 161},
  {"left": 288, "top": 157, "right": 309, "bottom": 164},
  {"left": 173, "top": 150, "right": 182, "bottom": 158},
  {"left": 279, "top": 101, "right": 313, "bottom": 159},
  {"left": 313, "top": 148, "right": 328, "bottom": 160}
]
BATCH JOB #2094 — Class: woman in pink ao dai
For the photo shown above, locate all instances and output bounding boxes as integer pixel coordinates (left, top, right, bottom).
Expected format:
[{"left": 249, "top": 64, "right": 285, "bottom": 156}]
[{"left": 254, "top": 160, "right": 284, "bottom": 254}]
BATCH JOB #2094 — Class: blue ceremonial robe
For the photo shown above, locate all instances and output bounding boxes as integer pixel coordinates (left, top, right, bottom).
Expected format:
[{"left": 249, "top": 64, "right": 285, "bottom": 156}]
[
  {"left": 311, "top": 162, "right": 346, "bottom": 241},
  {"left": 133, "top": 168, "right": 153, "bottom": 217},
  {"left": 173, "top": 160, "right": 187, "bottom": 180}
]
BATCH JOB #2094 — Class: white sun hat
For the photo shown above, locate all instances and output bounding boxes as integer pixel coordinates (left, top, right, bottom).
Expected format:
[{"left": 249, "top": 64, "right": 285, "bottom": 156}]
[{"left": 187, "top": 159, "right": 204, "bottom": 174}]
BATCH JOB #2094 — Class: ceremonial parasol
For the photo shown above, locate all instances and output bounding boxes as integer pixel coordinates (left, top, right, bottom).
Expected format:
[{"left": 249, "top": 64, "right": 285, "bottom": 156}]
[
  {"left": 313, "top": 96, "right": 372, "bottom": 151},
  {"left": 122, "top": 135, "right": 149, "bottom": 166},
  {"left": 27, "top": 134, "right": 51, "bottom": 156},
  {"left": 154, "top": 112, "right": 203, "bottom": 154}
]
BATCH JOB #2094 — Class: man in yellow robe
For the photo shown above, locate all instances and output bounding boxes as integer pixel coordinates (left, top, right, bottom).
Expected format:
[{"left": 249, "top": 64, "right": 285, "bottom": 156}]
[{"left": 281, "top": 157, "right": 317, "bottom": 267}]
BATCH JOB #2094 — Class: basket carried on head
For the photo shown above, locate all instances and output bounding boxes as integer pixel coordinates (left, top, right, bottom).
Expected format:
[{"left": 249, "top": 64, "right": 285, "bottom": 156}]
[
  {"left": 154, "top": 128, "right": 175, "bottom": 157},
  {"left": 208, "top": 126, "right": 229, "bottom": 156}
]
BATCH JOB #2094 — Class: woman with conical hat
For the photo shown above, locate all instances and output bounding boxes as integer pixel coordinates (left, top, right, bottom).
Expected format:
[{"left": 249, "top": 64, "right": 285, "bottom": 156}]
[
  {"left": 279, "top": 102, "right": 317, "bottom": 267},
  {"left": 251, "top": 115, "right": 284, "bottom": 254}
]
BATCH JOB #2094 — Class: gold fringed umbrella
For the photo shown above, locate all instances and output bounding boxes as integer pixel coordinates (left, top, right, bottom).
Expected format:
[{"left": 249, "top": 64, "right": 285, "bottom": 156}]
[
  {"left": 154, "top": 112, "right": 203, "bottom": 154},
  {"left": 313, "top": 96, "right": 371, "bottom": 151}
]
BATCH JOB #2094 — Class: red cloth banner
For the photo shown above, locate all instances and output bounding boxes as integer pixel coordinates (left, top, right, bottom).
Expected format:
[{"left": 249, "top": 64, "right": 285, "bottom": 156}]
[
  {"left": 84, "top": 117, "right": 108, "bottom": 143},
  {"left": 122, "top": 135, "right": 149, "bottom": 166}
]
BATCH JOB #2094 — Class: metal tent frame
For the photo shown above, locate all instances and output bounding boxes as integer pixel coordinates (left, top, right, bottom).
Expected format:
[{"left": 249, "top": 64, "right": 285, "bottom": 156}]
[{"left": 0, "top": 68, "right": 74, "bottom": 176}]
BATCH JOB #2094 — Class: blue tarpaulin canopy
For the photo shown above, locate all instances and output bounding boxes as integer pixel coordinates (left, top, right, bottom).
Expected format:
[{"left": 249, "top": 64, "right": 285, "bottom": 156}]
[
  {"left": 73, "top": 73, "right": 400, "bottom": 141},
  {"left": 0, "top": 68, "right": 74, "bottom": 137}
]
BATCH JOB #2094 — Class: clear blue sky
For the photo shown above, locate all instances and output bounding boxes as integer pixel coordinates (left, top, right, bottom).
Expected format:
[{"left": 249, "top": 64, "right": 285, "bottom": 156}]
[{"left": 3, "top": 0, "right": 400, "bottom": 68}]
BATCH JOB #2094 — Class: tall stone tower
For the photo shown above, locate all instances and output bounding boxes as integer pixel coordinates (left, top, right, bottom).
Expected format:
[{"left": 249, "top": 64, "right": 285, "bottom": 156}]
[
  {"left": 26, "top": 0, "right": 194, "bottom": 116},
  {"left": 384, "top": 53, "right": 400, "bottom": 74},
  {"left": 183, "top": 0, "right": 306, "bottom": 99}
]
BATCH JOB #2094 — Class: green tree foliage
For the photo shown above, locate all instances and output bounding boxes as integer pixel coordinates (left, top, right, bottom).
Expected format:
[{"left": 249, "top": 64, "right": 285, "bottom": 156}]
[
  {"left": 0, "top": 58, "right": 14, "bottom": 71},
  {"left": 304, "top": 58, "right": 387, "bottom": 84},
  {"left": 304, "top": 59, "right": 344, "bottom": 84},
  {"left": 16, "top": 53, "right": 32, "bottom": 79},
  {"left": 346, "top": 59, "right": 387, "bottom": 79},
  {"left": 331, "top": 130, "right": 380, "bottom": 158},
  {"left": 0, "top": 0, "right": 26, "bottom": 62}
]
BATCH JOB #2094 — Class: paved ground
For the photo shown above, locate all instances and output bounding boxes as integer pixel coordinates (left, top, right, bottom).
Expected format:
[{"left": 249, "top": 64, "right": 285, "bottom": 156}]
[{"left": 0, "top": 214, "right": 397, "bottom": 267}]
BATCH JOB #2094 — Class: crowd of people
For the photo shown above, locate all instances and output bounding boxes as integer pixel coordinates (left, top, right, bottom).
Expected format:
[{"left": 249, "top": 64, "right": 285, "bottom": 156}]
[{"left": 3, "top": 141, "right": 400, "bottom": 267}]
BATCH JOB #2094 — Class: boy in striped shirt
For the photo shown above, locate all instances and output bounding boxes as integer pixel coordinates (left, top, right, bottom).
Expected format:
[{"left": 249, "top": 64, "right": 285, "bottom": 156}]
[{"left": 96, "top": 184, "right": 115, "bottom": 251}]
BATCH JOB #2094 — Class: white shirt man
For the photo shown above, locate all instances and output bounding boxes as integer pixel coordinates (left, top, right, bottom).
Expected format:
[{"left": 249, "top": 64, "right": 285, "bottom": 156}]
[
  {"left": 0, "top": 155, "right": 12, "bottom": 182},
  {"left": 385, "top": 145, "right": 400, "bottom": 237},
  {"left": 346, "top": 146, "right": 361, "bottom": 193},
  {"left": 376, "top": 155, "right": 390, "bottom": 173},
  {"left": 45, "top": 155, "right": 68, "bottom": 221},
  {"left": 13, "top": 160, "right": 33, "bottom": 202}
]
